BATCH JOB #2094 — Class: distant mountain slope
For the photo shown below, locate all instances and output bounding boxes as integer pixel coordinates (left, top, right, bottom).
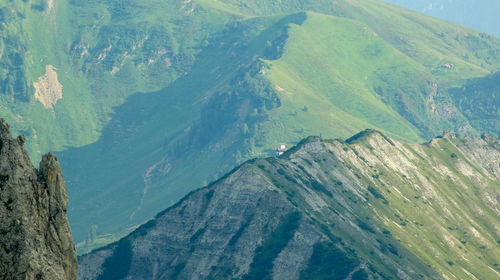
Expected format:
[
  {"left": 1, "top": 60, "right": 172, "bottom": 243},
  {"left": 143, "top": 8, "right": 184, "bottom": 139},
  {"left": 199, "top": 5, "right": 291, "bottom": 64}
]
[
  {"left": 0, "top": 0, "right": 229, "bottom": 162},
  {"left": 449, "top": 71, "right": 500, "bottom": 133},
  {"left": 78, "top": 131, "right": 500, "bottom": 280},
  {"left": 383, "top": 0, "right": 500, "bottom": 38},
  {"left": 48, "top": 0, "right": 500, "bottom": 252}
]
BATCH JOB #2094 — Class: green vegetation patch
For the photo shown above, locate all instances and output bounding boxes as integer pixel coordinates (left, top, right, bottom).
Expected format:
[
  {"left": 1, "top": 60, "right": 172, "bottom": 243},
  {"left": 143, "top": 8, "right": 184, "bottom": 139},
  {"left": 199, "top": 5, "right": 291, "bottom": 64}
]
[
  {"left": 300, "top": 242, "right": 360, "bottom": 280},
  {"left": 242, "top": 211, "right": 301, "bottom": 280},
  {"left": 97, "top": 238, "right": 133, "bottom": 280},
  {"left": 228, "top": 213, "right": 255, "bottom": 246}
]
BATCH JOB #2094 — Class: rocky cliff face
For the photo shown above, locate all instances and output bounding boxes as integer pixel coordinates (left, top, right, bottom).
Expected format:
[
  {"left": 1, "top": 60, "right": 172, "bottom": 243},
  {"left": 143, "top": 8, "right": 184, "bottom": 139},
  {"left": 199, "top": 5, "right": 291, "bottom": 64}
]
[
  {"left": 0, "top": 119, "right": 77, "bottom": 280},
  {"left": 79, "top": 130, "right": 500, "bottom": 280}
]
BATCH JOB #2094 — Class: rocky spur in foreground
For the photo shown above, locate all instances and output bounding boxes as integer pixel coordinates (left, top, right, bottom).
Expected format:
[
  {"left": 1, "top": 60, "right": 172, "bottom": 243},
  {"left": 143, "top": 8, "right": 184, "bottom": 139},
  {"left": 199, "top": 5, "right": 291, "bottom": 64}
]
[{"left": 0, "top": 119, "right": 77, "bottom": 280}]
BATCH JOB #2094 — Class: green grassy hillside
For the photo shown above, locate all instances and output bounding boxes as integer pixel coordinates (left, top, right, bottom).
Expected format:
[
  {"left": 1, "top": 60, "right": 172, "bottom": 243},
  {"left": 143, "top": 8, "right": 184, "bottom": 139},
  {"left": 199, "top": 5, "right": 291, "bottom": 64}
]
[
  {"left": 0, "top": 0, "right": 230, "bottom": 162},
  {"left": 262, "top": 12, "right": 425, "bottom": 142}
]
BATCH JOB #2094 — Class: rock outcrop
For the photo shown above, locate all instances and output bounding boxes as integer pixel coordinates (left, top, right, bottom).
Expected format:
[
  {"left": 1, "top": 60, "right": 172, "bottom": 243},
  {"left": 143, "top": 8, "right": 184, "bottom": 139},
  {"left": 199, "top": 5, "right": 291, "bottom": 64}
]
[
  {"left": 79, "top": 130, "right": 500, "bottom": 279},
  {"left": 0, "top": 119, "right": 77, "bottom": 280}
]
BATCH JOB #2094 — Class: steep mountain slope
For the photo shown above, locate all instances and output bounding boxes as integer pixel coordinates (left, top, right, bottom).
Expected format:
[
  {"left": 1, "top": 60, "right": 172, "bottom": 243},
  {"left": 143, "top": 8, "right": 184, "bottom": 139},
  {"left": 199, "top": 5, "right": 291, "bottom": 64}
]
[
  {"left": 51, "top": 1, "right": 500, "bottom": 252},
  {"left": 78, "top": 131, "right": 500, "bottom": 280},
  {"left": 383, "top": 0, "right": 500, "bottom": 38},
  {"left": 0, "top": 119, "right": 77, "bottom": 280},
  {"left": 0, "top": 0, "right": 229, "bottom": 162}
]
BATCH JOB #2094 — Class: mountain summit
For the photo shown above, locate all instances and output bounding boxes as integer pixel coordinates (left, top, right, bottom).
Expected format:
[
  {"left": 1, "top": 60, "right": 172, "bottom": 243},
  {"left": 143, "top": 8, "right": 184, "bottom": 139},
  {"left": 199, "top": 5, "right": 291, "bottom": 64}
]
[
  {"left": 0, "top": 119, "right": 77, "bottom": 280},
  {"left": 79, "top": 131, "right": 500, "bottom": 279}
]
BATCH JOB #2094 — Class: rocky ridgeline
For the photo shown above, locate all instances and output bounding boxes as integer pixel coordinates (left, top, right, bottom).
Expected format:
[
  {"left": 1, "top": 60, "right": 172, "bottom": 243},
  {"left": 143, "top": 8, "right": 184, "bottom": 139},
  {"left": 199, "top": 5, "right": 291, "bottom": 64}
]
[
  {"left": 79, "top": 130, "right": 500, "bottom": 280},
  {"left": 0, "top": 119, "right": 76, "bottom": 280}
]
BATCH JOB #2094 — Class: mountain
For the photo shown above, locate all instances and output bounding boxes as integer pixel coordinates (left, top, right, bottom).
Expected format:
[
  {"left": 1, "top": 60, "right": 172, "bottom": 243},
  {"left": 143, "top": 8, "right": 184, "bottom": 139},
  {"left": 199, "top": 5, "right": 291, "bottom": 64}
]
[
  {"left": 0, "top": 119, "right": 77, "bottom": 280},
  {"left": 78, "top": 131, "right": 500, "bottom": 280},
  {"left": 1, "top": 0, "right": 499, "bottom": 252},
  {"left": 383, "top": 0, "right": 500, "bottom": 38},
  {"left": 58, "top": 1, "right": 500, "bottom": 252}
]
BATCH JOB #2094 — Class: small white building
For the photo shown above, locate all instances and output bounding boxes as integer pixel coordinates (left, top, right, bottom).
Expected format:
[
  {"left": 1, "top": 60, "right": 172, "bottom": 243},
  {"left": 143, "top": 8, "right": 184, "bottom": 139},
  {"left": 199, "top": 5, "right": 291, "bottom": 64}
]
[{"left": 277, "top": 143, "right": 286, "bottom": 156}]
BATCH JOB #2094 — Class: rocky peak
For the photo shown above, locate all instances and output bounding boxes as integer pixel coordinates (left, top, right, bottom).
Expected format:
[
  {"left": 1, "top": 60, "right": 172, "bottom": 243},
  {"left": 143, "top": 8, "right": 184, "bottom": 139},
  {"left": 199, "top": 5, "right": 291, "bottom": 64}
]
[{"left": 0, "top": 118, "right": 76, "bottom": 280}]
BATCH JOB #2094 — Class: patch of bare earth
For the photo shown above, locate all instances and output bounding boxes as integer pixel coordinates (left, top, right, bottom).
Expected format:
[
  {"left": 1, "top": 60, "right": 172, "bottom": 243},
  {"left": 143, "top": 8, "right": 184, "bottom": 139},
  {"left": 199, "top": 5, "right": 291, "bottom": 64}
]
[{"left": 33, "top": 65, "right": 63, "bottom": 109}]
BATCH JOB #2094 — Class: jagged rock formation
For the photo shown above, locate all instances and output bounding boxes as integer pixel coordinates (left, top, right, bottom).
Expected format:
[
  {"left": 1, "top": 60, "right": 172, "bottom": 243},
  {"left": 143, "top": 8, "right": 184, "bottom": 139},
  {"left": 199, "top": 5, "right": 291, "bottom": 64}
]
[
  {"left": 0, "top": 119, "right": 77, "bottom": 280},
  {"left": 79, "top": 130, "right": 500, "bottom": 280}
]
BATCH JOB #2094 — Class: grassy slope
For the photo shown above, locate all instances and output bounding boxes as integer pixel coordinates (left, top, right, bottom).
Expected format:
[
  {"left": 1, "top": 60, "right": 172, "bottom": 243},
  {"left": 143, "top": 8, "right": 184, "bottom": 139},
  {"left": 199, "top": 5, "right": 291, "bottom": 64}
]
[
  {"left": 320, "top": 134, "right": 500, "bottom": 279},
  {"left": 0, "top": 0, "right": 231, "bottom": 163},
  {"left": 332, "top": 135, "right": 500, "bottom": 279},
  {"left": 0, "top": 0, "right": 100, "bottom": 162},
  {"left": 255, "top": 0, "right": 500, "bottom": 148},
  {"left": 193, "top": 0, "right": 500, "bottom": 140},
  {"left": 262, "top": 12, "right": 425, "bottom": 144}
]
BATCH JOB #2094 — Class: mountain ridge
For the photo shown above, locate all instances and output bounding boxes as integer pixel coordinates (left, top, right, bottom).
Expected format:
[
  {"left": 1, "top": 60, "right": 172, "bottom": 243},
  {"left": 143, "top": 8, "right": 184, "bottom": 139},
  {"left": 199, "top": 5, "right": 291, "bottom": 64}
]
[{"left": 79, "top": 129, "right": 500, "bottom": 279}]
